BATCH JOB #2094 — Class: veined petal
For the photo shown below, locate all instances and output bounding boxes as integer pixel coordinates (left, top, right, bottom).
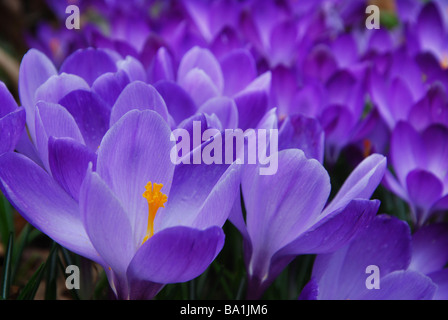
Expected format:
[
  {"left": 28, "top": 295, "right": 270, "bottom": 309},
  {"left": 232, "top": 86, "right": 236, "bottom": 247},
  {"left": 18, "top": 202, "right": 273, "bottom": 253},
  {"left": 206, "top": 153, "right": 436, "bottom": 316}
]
[
  {"left": 155, "top": 80, "right": 197, "bottom": 126},
  {"left": 58, "top": 90, "right": 111, "bottom": 152},
  {"left": 357, "top": 270, "right": 436, "bottom": 300},
  {"left": 276, "top": 199, "right": 379, "bottom": 257},
  {"left": 48, "top": 137, "right": 97, "bottom": 201},
  {"left": 34, "top": 73, "right": 90, "bottom": 107},
  {"left": 243, "top": 149, "right": 330, "bottom": 280},
  {"left": 59, "top": 48, "right": 117, "bottom": 86},
  {"left": 127, "top": 226, "right": 224, "bottom": 284},
  {"left": 178, "top": 46, "right": 224, "bottom": 93},
  {"left": 310, "top": 215, "right": 412, "bottom": 300},
  {"left": 18, "top": 49, "right": 57, "bottom": 140},
  {"left": 91, "top": 70, "right": 131, "bottom": 108},
  {"left": 322, "top": 153, "right": 386, "bottom": 215},
  {"left": 157, "top": 161, "right": 241, "bottom": 231},
  {"left": 80, "top": 167, "right": 135, "bottom": 277},
  {"left": 0, "top": 152, "right": 101, "bottom": 264},
  {"left": 110, "top": 81, "right": 169, "bottom": 127},
  {"left": 390, "top": 121, "right": 424, "bottom": 186},
  {"left": 198, "top": 97, "right": 238, "bottom": 129},
  {"left": 179, "top": 68, "right": 220, "bottom": 107},
  {"left": 406, "top": 169, "right": 443, "bottom": 221},
  {"left": 220, "top": 49, "right": 257, "bottom": 96},
  {"left": 34, "top": 101, "right": 85, "bottom": 172},
  {"left": 0, "top": 109, "right": 26, "bottom": 155},
  {"left": 97, "top": 110, "right": 175, "bottom": 247},
  {"left": 409, "top": 223, "right": 448, "bottom": 275}
]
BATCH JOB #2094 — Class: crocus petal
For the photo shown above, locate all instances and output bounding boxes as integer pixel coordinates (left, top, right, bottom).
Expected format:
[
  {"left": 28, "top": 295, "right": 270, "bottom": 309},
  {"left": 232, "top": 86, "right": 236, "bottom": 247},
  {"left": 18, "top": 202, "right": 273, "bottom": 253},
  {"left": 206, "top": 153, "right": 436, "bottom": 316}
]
[
  {"left": 390, "top": 121, "right": 424, "bottom": 186},
  {"left": 421, "top": 124, "right": 448, "bottom": 181},
  {"left": 97, "top": 110, "right": 175, "bottom": 247},
  {"left": 157, "top": 161, "right": 241, "bottom": 231},
  {"left": 127, "top": 226, "right": 224, "bottom": 284},
  {"left": 220, "top": 49, "right": 257, "bottom": 96},
  {"left": 322, "top": 153, "right": 386, "bottom": 215},
  {"left": 155, "top": 80, "right": 197, "bottom": 126},
  {"left": 406, "top": 169, "right": 443, "bottom": 216},
  {"left": 177, "top": 46, "right": 224, "bottom": 93},
  {"left": 110, "top": 81, "right": 169, "bottom": 127},
  {"left": 91, "top": 70, "right": 131, "bottom": 108},
  {"left": 48, "top": 137, "right": 97, "bottom": 201},
  {"left": 357, "top": 270, "right": 436, "bottom": 300},
  {"left": 302, "top": 44, "right": 338, "bottom": 83},
  {"left": 382, "top": 170, "right": 408, "bottom": 201},
  {"left": 14, "top": 131, "right": 43, "bottom": 167},
  {"left": 18, "top": 49, "right": 57, "bottom": 139},
  {"left": 319, "top": 105, "right": 354, "bottom": 161},
  {"left": 79, "top": 167, "right": 135, "bottom": 277},
  {"left": 0, "top": 109, "right": 26, "bottom": 154},
  {"left": 271, "top": 66, "right": 298, "bottom": 117},
  {"left": 310, "top": 215, "right": 412, "bottom": 300},
  {"left": 179, "top": 68, "right": 220, "bottom": 107},
  {"left": 276, "top": 199, "right": 379, "bottom": 258},
  {"left": 243, "top": 149, "right": 330, "bottom": 280},
  {"left": 198, "top": 97, "right": 238, "bottom": 129},
  {"left": 389, "top": 78, "right": 414, "bottom": 124},
  {"left": 428, "top": 269, "right": 448, "bottom": 300},
  {"left": 34, "top": 73, "right": 90, "bottom": 107},
  {"left": 59, "top": 48, "right": 117, "bottom": 86},
  {"left": 148, "top": 47, "right": 175, "bottom": 83},
  {"left": 0, "top": 152, "right": 101, "bottom": 264},
  {"left": 416, "top": 2, "right": 444, "bottom": 56},
  {"left": 269, "top": 20, "right": 297, "bottom": 67},
  {"left": 34, "top": 101, "right": 85, "bottom": 171},
  {"left": 234, "top": 72, "right": 271, "bottom": 130},
  {"left": 409, "top": 223, "right": 448, "bottom": 275},
  {"left": 116, "top": 55, "right": 147, "bottom": 82},
  {"left": 0, "top": 82, "right": 18, "bottom": 117},
  {"left": 278, "top": 114, "right": 324, "bottom": 163},
  {"left": 298, "top": 277, "right": 319, "bottom": 300},
  {"left": 408, "top": 83, "right": 448, "bottom": 131},
  {"left": 58, "top": 90, "right": 111, "bottom": 151}
]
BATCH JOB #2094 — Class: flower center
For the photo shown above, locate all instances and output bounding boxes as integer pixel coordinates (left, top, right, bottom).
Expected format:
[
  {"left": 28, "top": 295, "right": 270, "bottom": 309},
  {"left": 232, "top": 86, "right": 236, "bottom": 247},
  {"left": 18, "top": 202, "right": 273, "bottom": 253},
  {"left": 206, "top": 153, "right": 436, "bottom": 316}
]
[{"left": 142, "top": 182, "right": 167, "bottom": 244}]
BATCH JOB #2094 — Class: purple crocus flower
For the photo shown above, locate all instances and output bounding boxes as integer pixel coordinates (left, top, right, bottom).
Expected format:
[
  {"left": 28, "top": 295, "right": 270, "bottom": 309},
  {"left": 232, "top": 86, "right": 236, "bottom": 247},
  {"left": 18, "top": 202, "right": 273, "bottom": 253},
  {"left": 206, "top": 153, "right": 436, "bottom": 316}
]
[
  {"left": 229, "top": 150, "right": 386, "bottom": 299},
  {"left": 153, "top": 45, "right": 271, "bottom": 131},
  {"left": 300, "top": 215, "right": 448, "bottom": 300},
  {"left": 0, "top": 109, "right": 241, "bottom": 299},
  {"left": 408, "top": 222, "right": 448, "bottom": 300},
  {"left": 383, "top": 121, "right": 448, "bottom": 227},
  {"left": 0, "top": 82, "right": 26, "bottom": 155},
  {"left": 16, "top": 47, "right": 153, "bottom": 171}
]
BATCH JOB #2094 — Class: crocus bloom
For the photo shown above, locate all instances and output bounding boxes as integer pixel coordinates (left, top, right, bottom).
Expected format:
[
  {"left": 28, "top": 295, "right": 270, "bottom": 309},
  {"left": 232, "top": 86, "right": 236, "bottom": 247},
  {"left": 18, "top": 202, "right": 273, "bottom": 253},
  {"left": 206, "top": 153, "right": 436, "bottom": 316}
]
[
  {"left": 0, "top": 110, "right": 241, "bottom": 299},
  {"left": 230, "top": 149, "right": 386, "bottom": 299},
  {"left": 0, "top": 82, "right": 26, "bottom": 155},
  {"left": 300, "top": 215, "right": 448, "bottom": 300},
  {"left": 383, "top": 121, "right": 448, "bottom": 227},
  {"left": 153, "top": 45, "right": 271, "bottom": 131},
  {"left": 16, "top": 47, "right": 161, "bottom": 173}
]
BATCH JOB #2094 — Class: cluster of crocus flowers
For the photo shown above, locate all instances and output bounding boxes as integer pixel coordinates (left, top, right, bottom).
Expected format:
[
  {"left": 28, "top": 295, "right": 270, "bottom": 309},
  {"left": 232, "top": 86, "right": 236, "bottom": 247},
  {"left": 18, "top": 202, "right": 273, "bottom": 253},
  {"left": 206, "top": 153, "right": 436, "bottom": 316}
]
[{"left": 0, "top": 0, "right": 447, "bottom": 300}]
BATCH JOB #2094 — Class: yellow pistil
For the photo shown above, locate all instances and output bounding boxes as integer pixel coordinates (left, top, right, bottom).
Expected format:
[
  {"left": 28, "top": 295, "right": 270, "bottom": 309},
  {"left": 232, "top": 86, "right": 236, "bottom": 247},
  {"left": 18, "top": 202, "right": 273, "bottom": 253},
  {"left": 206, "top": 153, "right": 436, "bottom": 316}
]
[{"left": 142, "top": 182, "right": 167, "bottom": 244}]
